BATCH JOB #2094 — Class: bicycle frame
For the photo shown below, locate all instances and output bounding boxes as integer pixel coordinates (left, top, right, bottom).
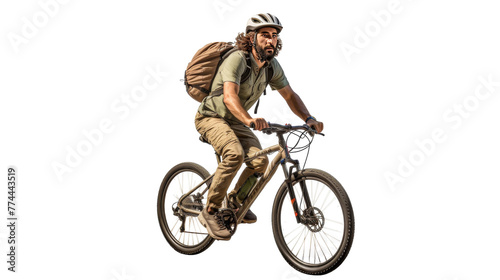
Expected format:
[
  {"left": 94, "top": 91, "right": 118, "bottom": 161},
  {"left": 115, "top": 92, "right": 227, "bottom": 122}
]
[{"left": 177, "top": 131, "right": 312, "bottom": 225}]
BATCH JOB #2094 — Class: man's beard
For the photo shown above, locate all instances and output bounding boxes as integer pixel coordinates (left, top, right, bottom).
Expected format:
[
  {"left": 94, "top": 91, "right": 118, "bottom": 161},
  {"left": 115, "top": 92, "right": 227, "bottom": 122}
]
[{"left": 255, "top": 44, "right": 276, "bottom": 62}]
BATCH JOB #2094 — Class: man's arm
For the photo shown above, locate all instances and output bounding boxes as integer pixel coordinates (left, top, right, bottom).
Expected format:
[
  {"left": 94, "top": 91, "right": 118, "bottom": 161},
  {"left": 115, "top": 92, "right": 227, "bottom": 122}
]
[
  {"left": 278, "top": 85, "right": 324, "bottom": 133},
  {"left": 223, "top": 82, "right": 269, "bottom": 130}
]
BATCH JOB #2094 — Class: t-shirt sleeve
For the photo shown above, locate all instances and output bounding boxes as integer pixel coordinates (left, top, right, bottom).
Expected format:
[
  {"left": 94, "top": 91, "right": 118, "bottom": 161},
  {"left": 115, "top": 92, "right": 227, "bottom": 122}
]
[
  {"left": 220, "top": 52, "right": 247, "bottom": 85},
  {"left": 269, "top": 59, "right": 289, "bottom": 91}
]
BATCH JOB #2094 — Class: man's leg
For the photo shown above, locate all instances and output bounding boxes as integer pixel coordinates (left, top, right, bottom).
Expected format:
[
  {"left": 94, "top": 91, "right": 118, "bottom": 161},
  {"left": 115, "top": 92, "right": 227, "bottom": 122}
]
[
  {"left": 195, "top": 113, "right": 246, "bottom": 239},
  {"left": 194, "top": 113, "right": 245, "bottom": 210},
  {"left": 229, "top": 123, "right": 269, "bottom": 196},
  {"left": 227, "top": 124, "right": 269, "bottom": 223}
]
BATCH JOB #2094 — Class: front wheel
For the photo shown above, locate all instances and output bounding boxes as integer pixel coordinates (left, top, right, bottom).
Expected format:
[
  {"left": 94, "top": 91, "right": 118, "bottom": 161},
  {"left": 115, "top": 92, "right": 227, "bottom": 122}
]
[{"left": 272, "top": 169, "right": 355, "bottom": 275}]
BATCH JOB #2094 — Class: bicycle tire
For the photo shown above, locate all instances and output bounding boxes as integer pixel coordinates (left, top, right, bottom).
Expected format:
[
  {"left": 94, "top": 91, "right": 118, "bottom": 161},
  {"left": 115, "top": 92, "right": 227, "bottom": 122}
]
[
  {"left": 272, "top": 168, "right": 354, "bottom": 275},
  {"left": 157, "top": 162, "right": 215, "bottom": 255}
]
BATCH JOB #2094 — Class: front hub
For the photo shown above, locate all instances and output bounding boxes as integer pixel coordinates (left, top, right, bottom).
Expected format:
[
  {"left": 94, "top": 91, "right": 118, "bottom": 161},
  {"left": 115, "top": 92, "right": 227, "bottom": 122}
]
[{"left": 303, "top": 207, "right": 325, "bottom": 232}]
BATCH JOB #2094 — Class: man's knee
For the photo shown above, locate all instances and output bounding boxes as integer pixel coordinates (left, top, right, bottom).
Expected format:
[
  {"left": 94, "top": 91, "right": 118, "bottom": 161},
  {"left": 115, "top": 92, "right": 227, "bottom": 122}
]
[
  {"left": 223, "top": 141, "right": 245, "bottom": 168},
  {"left": 253, "top": 155, "right": 269, "bottom": 173}
]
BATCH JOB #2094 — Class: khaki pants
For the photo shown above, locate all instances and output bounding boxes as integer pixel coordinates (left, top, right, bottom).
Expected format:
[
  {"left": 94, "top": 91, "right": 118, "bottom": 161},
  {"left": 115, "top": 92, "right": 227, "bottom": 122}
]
[{"left": 195, "top": 113, "right": 269, "bottom": 209}]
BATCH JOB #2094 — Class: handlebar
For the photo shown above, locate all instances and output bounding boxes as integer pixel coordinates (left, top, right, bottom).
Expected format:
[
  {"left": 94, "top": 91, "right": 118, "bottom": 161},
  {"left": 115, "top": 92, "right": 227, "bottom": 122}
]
[{"left": 250, "top": 122, "right": 325, "bottom": 136}]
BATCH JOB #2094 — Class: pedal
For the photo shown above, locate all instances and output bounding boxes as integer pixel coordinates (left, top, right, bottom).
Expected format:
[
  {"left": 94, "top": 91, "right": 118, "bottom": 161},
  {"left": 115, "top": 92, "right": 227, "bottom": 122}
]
[{"left": 218, "top": 208, "right": 237, "bottom": 236}]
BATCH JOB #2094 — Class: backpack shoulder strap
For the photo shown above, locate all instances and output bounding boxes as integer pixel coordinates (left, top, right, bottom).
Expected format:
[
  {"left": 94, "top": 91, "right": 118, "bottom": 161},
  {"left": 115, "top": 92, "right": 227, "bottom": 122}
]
[
  {"left": 240, "top": 51, "right": 252, "bottom": 84},
  {"left": 264, "top": 64, "right": 273, "bottom": 95},
  {"left": 253, "top": 64, "right": 274, "bottom": 114}
]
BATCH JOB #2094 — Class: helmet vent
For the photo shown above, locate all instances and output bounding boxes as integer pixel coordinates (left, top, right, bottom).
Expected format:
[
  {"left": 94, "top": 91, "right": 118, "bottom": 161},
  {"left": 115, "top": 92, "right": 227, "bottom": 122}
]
[{"left": 258, "top": 14, "right": 270, "bottom": 22}]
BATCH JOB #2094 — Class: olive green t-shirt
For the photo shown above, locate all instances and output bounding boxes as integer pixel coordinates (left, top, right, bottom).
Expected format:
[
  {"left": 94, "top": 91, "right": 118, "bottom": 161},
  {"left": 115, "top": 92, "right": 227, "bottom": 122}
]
[{"left": 197, "top": 50, "right": 289, "bottom": 124}]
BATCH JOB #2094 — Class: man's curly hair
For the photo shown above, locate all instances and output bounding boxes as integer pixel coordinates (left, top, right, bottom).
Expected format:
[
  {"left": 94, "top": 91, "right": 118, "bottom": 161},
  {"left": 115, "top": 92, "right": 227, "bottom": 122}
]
[{"left": 235, "top": 31, "right": 282, "bottom": 56}]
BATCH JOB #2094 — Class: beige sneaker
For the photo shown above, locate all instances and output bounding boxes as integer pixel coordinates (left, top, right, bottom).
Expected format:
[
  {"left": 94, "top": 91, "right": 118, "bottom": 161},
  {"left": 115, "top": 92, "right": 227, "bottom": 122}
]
[{"left": 198, "top": 207, "right": 232, "bottom": 240}]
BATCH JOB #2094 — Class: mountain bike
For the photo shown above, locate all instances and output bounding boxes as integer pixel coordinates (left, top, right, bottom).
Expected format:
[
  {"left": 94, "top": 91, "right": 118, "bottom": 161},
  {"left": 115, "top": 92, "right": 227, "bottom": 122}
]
[{"left": 157, "top": 123, "right": 354, "bottom": 275}]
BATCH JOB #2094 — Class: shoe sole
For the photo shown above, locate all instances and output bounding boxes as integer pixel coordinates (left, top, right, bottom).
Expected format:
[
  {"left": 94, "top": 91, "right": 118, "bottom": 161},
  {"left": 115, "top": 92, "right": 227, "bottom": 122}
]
[
  {"left": 241, "top": 218, "right": 257, "bottom": 224},
  {"left": 198, "top": 213, "right": 231, "bottom": 241}
]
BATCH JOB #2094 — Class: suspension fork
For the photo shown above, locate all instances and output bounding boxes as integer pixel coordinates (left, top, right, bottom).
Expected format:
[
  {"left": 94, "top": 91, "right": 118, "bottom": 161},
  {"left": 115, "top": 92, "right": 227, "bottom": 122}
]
[{"left": 278, "top": 133, "right": 313, "bottom": 224}]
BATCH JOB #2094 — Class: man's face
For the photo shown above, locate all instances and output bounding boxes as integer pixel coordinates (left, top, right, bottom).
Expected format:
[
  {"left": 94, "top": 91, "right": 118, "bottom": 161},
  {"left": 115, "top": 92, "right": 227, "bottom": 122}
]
[{"left": 254, "top": 27, "right": 278, "bottom": 62}]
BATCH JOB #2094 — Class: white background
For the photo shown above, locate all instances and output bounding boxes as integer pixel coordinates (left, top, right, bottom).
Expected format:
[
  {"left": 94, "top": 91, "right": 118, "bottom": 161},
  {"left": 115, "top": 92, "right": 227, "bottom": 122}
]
[{"left": 1, "top": 0, "right": 500, "bottom": 279}]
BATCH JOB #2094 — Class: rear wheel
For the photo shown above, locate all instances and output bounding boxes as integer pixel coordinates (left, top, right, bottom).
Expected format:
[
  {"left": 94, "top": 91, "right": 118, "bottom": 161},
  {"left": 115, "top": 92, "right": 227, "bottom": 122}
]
[
  {"left": 272, "top": 169, "right": 354, "bottom": 275},
  {"left": 157, "top": 162, "right": 214, "bottom": 255}
]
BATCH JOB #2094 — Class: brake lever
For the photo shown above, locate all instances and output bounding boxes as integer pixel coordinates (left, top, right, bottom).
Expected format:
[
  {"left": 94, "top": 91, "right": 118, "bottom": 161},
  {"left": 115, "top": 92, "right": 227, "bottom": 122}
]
[
  {"left": 305, "top": 124, "right": 325, "bottom": 136},
  {"left": 311, "top": 130, "right": 325, "bottom": 136}
]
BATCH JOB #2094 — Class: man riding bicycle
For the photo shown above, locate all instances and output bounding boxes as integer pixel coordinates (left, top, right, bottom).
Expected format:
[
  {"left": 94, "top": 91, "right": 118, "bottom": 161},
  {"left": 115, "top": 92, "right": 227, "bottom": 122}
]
[{"left": 196, "top": 13, "right": 324, "bottom": 240}]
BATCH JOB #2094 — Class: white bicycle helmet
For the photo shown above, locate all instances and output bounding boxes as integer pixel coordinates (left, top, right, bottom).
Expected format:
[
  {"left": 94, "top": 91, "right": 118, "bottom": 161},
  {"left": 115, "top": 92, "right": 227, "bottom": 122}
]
[{"left": 246, "top": 13, "right": 283, "bottom": 34}]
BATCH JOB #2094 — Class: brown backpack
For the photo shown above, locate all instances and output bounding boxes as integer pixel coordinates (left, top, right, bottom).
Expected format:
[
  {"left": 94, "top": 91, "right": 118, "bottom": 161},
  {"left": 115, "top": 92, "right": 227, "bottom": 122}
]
[
  {"left": 183, "top": 42, "right": 249, "bottom": 102},
  {"left": 184, "top": 42, "right": 273, "bottom": 113}
]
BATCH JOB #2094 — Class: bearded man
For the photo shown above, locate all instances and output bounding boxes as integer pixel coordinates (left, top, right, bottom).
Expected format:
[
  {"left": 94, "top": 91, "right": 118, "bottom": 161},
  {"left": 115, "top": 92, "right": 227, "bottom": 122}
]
[{"left": 196, "top": 13, "right": 324, "bottom": 240}]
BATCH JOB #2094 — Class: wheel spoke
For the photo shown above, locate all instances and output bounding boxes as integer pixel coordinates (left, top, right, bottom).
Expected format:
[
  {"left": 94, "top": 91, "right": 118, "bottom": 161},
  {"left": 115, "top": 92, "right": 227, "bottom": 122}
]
[
  {"left": 309, "top": 182, "right": 316, "bottom": 206},
  {"left": 317, "top": 230, "right": 333, "bottom": 257},
  {"left": 313, "top": 233, "right": 327, "bottom": 262},
  {"left": 312, "top": 232, "right": 318, "bottom": 263},
  {"left": 309, "top": 232, "right": 312, "bottom": 262},
  {"left": 319, "top": 191, "right": 331, "bottom": 211},
  {"left": 188, "top": 217, "right": 194, "bottom": 245},
  {"left": 173, "top": 219, "right": 181, "bottom": 238},
  {"left": 320, "top": 230, "right": 340, "bottom": 250},
  {"left": 322, "top": 197, "right": 337, "bottom": 212},
  {"left": 179, "top": 173, "right": 184, "bottom": 195},
  {"left": 324, "top": 228, "right": 341, "bottom": 243},
  {"left": 284, "top": 223, "right": 304, "bottom": 239},
  {"left": 313, "top": 184, "right": 325, "bottom": 206},
  {"left": 296, "top": 229, "right": 308, "bottom": 260},
  {"left": 302, "top": 230, "right": 309, "bottom": 261},
  {"left": 326, "top": 218, "right": 343, "bottom": 225},
  {"left": 289, "top": 227, "right": 307, "bottom": 253},
  {"left": 324, "top": 226, "right": 342, "bottom": 233}
]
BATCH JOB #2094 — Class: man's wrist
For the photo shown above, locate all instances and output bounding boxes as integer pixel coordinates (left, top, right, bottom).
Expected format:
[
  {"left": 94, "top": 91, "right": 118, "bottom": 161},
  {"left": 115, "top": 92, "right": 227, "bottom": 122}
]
[{"left": 305, "top": 116, "right": 317, "bottom": 122}]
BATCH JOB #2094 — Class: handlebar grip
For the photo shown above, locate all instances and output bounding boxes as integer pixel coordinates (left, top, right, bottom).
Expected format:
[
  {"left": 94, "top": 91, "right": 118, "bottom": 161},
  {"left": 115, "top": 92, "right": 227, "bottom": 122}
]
[{"left": 250, "top": 122, "right": 255, "bottom": 129}]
